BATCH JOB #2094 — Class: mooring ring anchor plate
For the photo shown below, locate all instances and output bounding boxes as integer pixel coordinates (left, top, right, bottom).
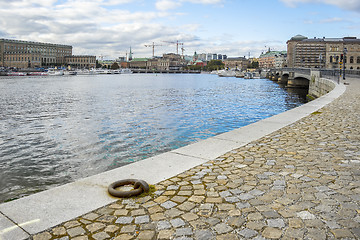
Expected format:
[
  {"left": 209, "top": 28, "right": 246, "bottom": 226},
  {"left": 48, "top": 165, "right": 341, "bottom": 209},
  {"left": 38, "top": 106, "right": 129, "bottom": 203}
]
[{"left": 108, "top": 179, "right": 149, "bottom": 198}]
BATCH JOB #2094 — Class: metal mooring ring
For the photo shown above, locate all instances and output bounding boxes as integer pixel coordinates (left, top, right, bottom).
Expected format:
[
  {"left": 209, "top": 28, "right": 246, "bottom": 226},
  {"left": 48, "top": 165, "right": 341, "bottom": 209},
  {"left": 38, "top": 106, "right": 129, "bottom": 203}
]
[{"left": 108, "top": 179, "right": 150, "bottom": 198}]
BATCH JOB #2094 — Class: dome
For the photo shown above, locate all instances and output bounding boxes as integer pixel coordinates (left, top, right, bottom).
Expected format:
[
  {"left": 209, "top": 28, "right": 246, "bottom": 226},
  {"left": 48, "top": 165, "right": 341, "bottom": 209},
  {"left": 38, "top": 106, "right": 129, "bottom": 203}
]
[{"left": 290, "top": 34, "right": 308, "bottom": 41}]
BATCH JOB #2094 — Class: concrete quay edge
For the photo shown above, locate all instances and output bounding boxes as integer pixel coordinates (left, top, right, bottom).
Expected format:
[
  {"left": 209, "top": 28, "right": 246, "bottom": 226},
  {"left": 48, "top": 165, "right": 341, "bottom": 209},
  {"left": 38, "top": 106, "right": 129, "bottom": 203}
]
[{"left": 0, "top": 80, "right": 346, "bottom": 239}]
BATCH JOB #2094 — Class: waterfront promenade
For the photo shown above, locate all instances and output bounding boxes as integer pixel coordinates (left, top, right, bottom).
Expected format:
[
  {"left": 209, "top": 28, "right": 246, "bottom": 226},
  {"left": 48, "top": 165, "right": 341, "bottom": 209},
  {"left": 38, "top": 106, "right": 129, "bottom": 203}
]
[{"left": 1, "top": 77, "right": 359, "bottom": 239}]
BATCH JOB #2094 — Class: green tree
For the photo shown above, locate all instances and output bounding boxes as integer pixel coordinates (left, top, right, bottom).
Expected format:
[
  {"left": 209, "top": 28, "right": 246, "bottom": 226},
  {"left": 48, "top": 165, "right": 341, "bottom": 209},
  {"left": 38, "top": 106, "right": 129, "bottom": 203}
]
[
  {"left": 250, "top": 61, "right": 259, "bottom": 69},
  {"left": 189, "top": 65, "right": 203, "bottom": 71},
  {"left": 96, "top": 60, "right": 102, "bottom": 68},
  {"left": 206, "top": 60, "right": 224, "bottom": 71},
  {"left": 111, "top": 62, "right": 120, "bottom": 70}
]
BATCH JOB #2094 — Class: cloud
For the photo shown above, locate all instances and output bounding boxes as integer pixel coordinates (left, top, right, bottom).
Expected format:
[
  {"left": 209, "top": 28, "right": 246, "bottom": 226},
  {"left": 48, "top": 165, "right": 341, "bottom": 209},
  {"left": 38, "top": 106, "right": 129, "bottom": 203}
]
[
  {"left": 155, "top": 0, "right": 182, "bottom": 11},
  {"left": 320, "top": 17, "right": 344, "bottom": 23},
  {"left": 280, "top": 0, "right": 360, "bottom": 12},
  {"left": 155, "top": 0, "right": 224, "bottom": 11},
  {"left": 0, "top": 0, "right": 188, "bottom": 58}
]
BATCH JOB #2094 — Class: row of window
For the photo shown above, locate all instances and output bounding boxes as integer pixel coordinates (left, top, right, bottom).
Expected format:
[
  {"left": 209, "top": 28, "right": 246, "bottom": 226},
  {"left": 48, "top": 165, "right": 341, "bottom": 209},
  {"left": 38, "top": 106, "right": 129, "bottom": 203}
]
[
  {"left": 330, "top": 56, "right": 360, "bottom": 64},
  {"left": 4, "top": 56, "right": 58, "bottom": 62},
  {"left": 3, "top": 45, "right": 71, "bottom": 55}
]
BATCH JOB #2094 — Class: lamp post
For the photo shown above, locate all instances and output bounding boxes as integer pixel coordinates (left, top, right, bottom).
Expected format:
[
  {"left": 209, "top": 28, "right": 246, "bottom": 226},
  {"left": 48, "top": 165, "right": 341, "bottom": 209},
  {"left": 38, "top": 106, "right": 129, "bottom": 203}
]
[
  {"left": 334, "top": 54, "right": 339, "bottom": 83},
  {"left": 343, "top": 47, "right": 347, "bottom": 80}
]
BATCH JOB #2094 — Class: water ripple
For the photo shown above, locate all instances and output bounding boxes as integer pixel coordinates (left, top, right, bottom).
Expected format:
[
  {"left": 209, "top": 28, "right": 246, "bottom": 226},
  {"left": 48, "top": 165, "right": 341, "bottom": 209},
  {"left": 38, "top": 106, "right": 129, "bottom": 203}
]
[{"left": 0, "top": 74, "right": 306, "bottom": 202}]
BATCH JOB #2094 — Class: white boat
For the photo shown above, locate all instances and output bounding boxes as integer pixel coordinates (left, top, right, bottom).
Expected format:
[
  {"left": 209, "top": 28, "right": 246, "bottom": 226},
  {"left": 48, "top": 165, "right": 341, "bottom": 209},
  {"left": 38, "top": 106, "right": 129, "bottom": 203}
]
[
  {"left": 96, "top": 69, "right": 111, "bottom": 74},
  {"left": 48, "top": 69, "right": 64, "bottom": 76},
  {"left": 64, "top": 70, "right": 77, "bottom": 75},
  {"left": 111, "top": 69, "right": 121, "bottom": 74},
  {"left": 77, "top": 69, "right": 97, "bottom": 75},
  {"left": 218, "top": 69, "right": 236, "bottom": 77},
  {"left": 235, "top": 71, "right": 245, "bottom": 78},
  {"left": 28, "top": 72, "right": 49, "bottom": 76},
  {"left": 7, "top": 72, "right": 27, "bottom": 76},
  {"left": 121, "top": 68, "right": 133, "bottom": 74}
]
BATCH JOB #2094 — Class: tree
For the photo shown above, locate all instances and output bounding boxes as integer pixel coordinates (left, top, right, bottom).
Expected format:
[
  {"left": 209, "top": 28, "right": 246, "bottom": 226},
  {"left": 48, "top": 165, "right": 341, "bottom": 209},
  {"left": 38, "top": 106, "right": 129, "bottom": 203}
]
[
  {"left": 206, "top": 60, "right": 224, "bottom": 71},
  {"left": 96, "top": 60, "right": 102, "bottom": 68},
  {"left": 111, "top": 62, "right": 120, "bottom": 70},
  {"left": 247, "top": 61, "right": 259, "bottom": 69}
]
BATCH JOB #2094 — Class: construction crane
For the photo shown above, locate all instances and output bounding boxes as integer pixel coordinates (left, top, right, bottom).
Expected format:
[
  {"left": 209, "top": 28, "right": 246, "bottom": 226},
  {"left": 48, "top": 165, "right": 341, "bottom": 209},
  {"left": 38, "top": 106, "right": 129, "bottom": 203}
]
[
  {"left": 162, "top": 40, "right": 184, "bottom": 55},
  {"left": 180, "top": 46, "right": 185, "bottom": 57},
  {"left": 144, "top": 42, "right": 163, "bottom": 57}
]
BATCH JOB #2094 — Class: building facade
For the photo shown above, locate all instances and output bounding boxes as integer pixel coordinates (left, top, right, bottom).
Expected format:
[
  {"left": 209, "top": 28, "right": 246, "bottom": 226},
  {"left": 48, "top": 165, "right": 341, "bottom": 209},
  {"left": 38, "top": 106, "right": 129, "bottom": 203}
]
[
  {"left": 258, "top": 51, "right": 287, "bottom": 69},
  {"left": 0, "top": 38, "right": 72, "bottom": 68},
  {"left": 65, "top": 55, "right": 96, "bottom": 69},
  {"left": 223, "top": 57, "right": 249, "bottom": 70},
  {"left": 287, "top": 35, "right": 360, "bottom": 70}
]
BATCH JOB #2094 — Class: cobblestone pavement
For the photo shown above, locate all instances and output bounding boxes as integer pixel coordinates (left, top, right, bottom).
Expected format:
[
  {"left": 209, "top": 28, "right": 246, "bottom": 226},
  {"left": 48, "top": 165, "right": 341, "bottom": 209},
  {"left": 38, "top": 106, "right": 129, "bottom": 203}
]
[{"left": 32, "top": 79, "right": 360, "bottom": 240}]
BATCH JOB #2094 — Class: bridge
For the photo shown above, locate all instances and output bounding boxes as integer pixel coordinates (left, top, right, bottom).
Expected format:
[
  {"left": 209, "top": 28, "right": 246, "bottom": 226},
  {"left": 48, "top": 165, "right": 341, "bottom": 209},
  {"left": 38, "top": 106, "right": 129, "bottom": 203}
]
[
  {"left": 266, "top": 68, "right": 360, "bottom": 98},
  {"left": 131, "top": 69, "right": 201, "bottom": 74}
]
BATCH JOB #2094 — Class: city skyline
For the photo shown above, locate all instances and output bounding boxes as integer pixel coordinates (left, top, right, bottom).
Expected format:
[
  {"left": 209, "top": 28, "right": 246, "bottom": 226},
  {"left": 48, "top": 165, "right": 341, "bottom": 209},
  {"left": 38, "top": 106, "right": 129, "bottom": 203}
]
[{"left": 0, "top": 0, "right": 359, "bottom": 59}]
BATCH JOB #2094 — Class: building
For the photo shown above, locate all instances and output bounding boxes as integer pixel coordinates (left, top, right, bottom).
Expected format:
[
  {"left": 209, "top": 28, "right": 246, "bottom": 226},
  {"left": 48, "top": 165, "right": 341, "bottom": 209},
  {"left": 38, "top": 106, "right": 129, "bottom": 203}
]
[
  {"left": 64, "top": 55, "right": 96, "bottom": 69},
  {"left": 128, "top": 58, "right": 149, "bottom": 69},
  {"left": 258, "top": 50, "right": 287, "bottom": 69},
  {"left": 223, "top": 57, "right": 249, "bottom": 70},
  {"left": 159, "top": 53, "right": 186, "bottom": 70},
  {"left": 287, "top": 35, "right": 360, "bottom": 69},
  {"left": 0, "top": 38, "right": 72, "bottom": 68}
]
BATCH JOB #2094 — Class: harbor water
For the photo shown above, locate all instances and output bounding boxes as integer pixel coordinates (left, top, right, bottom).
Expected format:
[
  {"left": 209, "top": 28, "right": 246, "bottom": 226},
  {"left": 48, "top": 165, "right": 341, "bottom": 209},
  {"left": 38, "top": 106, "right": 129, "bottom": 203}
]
[{"left": 0, "top": 74, "right": 306, "bottom": 202}]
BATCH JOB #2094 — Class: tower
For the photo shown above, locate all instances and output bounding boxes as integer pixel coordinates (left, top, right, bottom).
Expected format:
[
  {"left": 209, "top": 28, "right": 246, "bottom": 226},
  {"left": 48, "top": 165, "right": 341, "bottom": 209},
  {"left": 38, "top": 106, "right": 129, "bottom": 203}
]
[{"left": 128, "top": 47, "right": 133, "bottom": 61}]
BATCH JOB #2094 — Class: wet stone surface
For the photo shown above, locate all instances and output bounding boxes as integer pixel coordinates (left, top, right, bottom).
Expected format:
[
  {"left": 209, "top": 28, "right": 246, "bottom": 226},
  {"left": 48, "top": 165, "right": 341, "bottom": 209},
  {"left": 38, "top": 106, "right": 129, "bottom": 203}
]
[{"left": 32, "top": 79, "right": 360, "bottom": 239}]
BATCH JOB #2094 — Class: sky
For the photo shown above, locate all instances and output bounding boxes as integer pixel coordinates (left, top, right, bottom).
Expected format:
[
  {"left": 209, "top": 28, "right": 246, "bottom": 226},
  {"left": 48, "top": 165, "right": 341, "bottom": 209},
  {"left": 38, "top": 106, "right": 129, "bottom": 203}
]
[{"left": 0, "top": 0, "right": 360, "bottom": 59}]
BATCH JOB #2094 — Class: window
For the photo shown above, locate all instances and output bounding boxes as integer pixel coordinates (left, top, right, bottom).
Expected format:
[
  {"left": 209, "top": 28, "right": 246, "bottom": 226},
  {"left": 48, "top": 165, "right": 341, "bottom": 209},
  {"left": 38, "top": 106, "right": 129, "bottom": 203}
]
[
  {"left": 330, "top": 56, "right": 333, "bottom": 63},
  {"left": 350, "top": 56, "right": 354, "bottom": 63},
  {"left": 357, "top": 56, "right": 360, "bottom": 64}
]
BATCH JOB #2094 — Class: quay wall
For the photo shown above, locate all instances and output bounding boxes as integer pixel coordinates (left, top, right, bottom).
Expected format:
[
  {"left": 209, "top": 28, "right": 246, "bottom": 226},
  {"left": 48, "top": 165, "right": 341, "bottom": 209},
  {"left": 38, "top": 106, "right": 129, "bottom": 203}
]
[{"left": 308, "top": 70, "right": 337, "bottom": 99}]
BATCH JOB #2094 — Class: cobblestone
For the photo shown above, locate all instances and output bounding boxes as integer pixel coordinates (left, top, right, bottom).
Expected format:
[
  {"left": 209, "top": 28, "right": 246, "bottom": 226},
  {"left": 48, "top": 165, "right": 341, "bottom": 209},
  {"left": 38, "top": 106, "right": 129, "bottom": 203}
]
[{"left": 30, "top": 79, "right": 360, "bottom": 239}]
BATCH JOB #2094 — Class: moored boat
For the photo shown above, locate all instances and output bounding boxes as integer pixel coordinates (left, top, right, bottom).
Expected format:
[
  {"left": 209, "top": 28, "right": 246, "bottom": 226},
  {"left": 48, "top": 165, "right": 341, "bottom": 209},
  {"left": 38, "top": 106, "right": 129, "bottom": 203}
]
[
  {"left": 218, "top": 69, "right": 236, "bottom": 77},
  {"left": 47, "top": 69, "right": 64, "bottom": 76},
  {"left": 121, "top": 68, "right": 133, "bottom": 74},
  {"left": 7, "top": 72, "right": 27, "bottom": 76},
  {"left": 235, "top": 71, "right": 245, "bottom": 78},
  {"left": 64, "top": 70, "right": 77, "bottom": 75},
  {"left": 28, "top": 72, "right": 49, "bottom": 76}
]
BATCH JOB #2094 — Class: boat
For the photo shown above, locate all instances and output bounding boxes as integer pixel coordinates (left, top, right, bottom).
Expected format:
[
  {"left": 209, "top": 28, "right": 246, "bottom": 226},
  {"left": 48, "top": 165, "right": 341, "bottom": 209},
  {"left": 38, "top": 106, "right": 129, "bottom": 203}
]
[
  {"left": 235, "top": 71, "right": 245, "bottom": 78},
  {"left": 95, "top": 69, "right": 111, "bottom": 74},
  {"left": 64, "top": 70, "right": 78, "bottom": 75},
  {"left": 111, "top": 69, "right": 121, "bottom": 74},
  {"left": 121, "top": 68, "right": 133, "bottom": 74},
  {"left": 28, "top": 72, "right": 49, "bottom": 76},
  {"left": 218, "top": 69, "right": 236, "bottom": 77},
  {"left": 7, "top": 72, "right": 27, "bottom": 76},
  {"left": 77, "top": 69, "right": 97, "bottom": 75},
  {"left": 47, "top": 69, "right": 64, "bottom": 76}
]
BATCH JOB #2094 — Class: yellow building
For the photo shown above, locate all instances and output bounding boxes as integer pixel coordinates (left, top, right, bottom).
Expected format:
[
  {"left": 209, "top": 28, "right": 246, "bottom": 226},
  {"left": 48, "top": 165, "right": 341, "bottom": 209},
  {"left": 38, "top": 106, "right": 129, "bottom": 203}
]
[
  {"left": 287, "top": 35, "right": 360, "bottom": 70},
  {"left": 65, "top": 55, "right": 96, "bottom": 69},
  {"left": 0, "top": 38, "right": 72, "bottom": 68}
]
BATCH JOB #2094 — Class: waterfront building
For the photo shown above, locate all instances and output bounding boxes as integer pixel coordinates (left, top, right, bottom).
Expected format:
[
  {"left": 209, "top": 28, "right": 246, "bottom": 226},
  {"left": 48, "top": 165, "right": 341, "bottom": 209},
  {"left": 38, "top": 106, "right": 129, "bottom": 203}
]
[
  {"left": 0, "top": 38, "right": 72, "bottom": 68},
  {"left": 64, "top": 55, "right": 96, "bottom": 69},
  {"left": 159, "top": 53, "right": 186, "bottom": 70},
  {"left": 223, "top": 57, "right": 249, "bottom": 70},
  {"left": 128, "top": 58, "right": 149, "bottom": 69},
  {"left": 287, "top": 35, "right": 360, "bottom": 69},
  {"left": 258, "top": 50, "right": 287, "bottom": 69}
]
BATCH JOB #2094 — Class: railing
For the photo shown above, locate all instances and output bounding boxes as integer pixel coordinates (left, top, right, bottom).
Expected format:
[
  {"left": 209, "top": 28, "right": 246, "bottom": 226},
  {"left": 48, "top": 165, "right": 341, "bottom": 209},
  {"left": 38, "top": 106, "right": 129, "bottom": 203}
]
[{"left": 275, "top": 68, "right": 360, "bottom": 77}]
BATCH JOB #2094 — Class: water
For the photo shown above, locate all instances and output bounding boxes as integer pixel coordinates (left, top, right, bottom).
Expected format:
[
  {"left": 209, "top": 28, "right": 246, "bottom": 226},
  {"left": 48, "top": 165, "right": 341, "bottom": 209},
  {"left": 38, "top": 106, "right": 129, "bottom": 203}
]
[{"left": 0, "top": 74, "right": 306, "bottom": 202}]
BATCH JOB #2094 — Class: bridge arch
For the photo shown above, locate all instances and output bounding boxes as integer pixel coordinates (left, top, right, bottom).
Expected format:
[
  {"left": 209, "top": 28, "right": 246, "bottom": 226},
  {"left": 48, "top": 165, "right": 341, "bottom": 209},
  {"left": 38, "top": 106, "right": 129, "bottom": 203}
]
[
  {"left": 279, "top": 73, "right": 289, "bottom": 84},
  {"left": 287, "top": 77, "right": 310, "bottom": 89}
]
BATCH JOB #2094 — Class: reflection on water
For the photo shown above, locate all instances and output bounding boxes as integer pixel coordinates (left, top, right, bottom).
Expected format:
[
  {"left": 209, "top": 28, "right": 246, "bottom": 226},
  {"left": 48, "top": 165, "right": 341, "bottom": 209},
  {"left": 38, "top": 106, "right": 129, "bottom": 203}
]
[{"left": 0, "top": 74, "right": 306, "bottom": 202}]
